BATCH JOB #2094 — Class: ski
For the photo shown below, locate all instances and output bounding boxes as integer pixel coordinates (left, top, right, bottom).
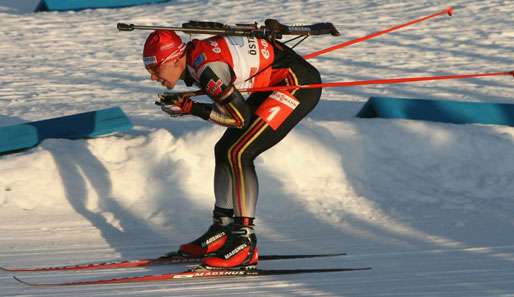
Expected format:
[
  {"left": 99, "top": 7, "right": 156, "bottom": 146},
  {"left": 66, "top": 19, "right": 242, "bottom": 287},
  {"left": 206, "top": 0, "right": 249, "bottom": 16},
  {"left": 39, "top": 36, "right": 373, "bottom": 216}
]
[
  {"left": 1, "top": 252, "right": 346, "bottom": 273},
  {"left": 13, "top": 266, "right": 371, "bottom": 287}
]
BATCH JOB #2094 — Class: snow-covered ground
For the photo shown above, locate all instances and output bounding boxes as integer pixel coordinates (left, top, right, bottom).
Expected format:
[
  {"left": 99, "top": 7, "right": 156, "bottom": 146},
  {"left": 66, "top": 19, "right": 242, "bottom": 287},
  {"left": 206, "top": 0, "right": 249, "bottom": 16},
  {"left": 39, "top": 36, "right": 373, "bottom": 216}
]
[{"left": 1, "top": 0, "right": 514, "bottom": 296}]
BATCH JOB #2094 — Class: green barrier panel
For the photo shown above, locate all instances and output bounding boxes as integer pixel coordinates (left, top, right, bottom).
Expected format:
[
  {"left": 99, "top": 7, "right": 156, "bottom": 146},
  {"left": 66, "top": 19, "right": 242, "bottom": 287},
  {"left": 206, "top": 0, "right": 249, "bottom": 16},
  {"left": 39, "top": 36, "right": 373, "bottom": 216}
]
[
  {"left": 35, "top": 0, "right": 171, "bottom": 12},
  {"left": 357, "top": 96, "right": 514, "bottom": 126},
  {"left": 0, "top": 107, "right": 132, "bottom": 155}
]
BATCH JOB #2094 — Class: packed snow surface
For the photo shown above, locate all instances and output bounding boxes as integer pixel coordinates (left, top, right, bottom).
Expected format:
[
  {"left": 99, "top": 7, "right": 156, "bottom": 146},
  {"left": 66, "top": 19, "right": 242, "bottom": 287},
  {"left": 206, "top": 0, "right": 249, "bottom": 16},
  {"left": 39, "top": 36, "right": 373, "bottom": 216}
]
[{"left": 1, "top": 0, "right": 514, "bottom": 296}]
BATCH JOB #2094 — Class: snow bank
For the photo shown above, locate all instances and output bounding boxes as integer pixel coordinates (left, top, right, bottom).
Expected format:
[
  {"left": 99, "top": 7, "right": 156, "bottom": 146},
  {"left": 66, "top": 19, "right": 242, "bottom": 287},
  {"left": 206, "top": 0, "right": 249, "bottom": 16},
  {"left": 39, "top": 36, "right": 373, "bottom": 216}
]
[{"left": 1, "top": 0, "right": 514, "bottom": 296}]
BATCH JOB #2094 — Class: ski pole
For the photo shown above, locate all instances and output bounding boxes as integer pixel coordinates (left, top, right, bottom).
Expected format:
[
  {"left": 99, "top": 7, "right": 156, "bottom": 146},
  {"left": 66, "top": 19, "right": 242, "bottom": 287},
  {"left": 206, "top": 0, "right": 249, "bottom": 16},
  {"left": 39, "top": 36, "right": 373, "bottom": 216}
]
[
  {"left": 239, "top": 71, "right": 514, "bottom": 93},
  {"left": 304, "top": 7, "right": 454, "bottom": 60},
  {"left": 156, "top": 71, "right": 512, "bottom": 101}
]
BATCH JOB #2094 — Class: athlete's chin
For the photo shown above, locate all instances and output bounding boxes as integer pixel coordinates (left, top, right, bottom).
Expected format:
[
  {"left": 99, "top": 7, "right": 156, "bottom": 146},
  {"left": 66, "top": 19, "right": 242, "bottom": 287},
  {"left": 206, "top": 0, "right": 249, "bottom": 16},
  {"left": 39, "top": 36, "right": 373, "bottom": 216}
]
[{"left": 163, "top": 81, "right": 176, "bottom": 89}]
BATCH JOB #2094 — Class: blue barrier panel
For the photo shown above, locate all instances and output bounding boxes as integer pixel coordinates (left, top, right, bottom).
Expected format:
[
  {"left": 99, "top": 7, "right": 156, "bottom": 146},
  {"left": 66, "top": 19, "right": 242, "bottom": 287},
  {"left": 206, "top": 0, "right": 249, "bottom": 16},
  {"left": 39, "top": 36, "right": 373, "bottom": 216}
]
[
  {"left": 35, "top": 0, "right": 171, "bottom": 12},
  {"left": 356, "top": 96, "right": 514, "bottom": 127},
  {"left": 0, "top": 107, "right": 132, "bottom": 155}
]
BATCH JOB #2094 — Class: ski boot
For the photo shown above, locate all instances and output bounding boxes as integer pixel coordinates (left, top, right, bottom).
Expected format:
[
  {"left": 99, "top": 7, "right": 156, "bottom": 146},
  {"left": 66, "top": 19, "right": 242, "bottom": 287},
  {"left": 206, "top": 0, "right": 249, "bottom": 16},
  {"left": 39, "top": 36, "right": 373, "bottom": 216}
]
[
  {"left": 201, "top": 217, "right": 259, "bottom": 270},
  {"left": 163, "top": 207, "right": 234, "bottom": 258}
]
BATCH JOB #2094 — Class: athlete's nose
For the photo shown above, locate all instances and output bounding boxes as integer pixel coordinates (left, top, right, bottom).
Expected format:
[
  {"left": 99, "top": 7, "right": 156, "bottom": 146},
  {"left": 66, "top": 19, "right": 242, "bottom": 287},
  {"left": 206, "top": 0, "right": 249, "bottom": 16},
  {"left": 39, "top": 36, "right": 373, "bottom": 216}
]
[{"left": 150, "top": 73, "right": 159, "bottom": 81}]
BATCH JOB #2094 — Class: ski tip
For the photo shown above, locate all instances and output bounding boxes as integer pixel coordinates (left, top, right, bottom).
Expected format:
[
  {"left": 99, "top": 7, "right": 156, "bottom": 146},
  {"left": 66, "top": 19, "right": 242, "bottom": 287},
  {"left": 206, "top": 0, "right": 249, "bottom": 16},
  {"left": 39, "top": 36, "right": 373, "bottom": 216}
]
[
  {"left": 333, "top": 267, "right": 371, "bottom": 272},
  {"left": 0, "top": 266, "right": 20, "bottom": 273},
  {"left": 13, "top": 276, "right": 56, "bottom": 287},
  {"left": 13, "top": 276, "right": 33, "bottom": 286},
  {"left": 2, "top": 266, "right": 31, "bottom": 273}
]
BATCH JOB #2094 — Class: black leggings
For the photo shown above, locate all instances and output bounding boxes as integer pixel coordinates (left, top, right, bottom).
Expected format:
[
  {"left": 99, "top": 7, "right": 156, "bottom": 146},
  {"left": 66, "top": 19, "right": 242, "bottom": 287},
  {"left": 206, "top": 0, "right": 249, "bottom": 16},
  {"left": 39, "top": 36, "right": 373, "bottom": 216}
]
[{"left": 213, "top": 52, "right": 322, "bottom": 218}]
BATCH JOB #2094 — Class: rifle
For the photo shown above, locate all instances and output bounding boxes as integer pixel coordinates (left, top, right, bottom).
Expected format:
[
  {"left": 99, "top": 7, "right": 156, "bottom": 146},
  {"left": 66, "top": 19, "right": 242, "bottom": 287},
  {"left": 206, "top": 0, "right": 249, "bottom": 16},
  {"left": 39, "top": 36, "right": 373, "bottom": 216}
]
[{"left": 118, "top": 19, "right": 340, "bottom": 40}]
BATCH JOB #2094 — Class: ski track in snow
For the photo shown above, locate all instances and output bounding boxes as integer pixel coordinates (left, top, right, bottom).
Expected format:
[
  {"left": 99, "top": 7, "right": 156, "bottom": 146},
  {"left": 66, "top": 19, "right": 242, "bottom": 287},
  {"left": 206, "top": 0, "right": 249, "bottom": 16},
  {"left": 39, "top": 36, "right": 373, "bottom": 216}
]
[{"left": 1, "top": 0, "right": 514, "bottom": 296}]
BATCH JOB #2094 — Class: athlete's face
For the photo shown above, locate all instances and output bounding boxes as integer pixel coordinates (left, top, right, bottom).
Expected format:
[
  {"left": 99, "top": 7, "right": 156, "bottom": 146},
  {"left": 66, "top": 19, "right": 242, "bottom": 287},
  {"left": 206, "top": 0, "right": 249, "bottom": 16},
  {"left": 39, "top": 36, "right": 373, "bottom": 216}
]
[{"left": 147, "top": 56, "right": 185, "bottom": 89}]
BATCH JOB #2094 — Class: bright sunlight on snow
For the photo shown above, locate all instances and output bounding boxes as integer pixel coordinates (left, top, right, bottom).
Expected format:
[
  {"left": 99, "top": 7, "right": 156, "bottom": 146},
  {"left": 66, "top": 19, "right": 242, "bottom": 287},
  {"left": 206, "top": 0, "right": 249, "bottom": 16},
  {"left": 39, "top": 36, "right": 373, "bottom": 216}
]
[{"left": 1, "top": 0, "right": 514, "bottom": 296}]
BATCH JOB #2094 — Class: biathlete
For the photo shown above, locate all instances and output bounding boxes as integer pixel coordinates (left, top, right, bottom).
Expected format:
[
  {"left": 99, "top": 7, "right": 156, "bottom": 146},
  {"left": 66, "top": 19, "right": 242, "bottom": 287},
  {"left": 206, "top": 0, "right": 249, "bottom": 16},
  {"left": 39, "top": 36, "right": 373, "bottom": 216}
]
[{"left": 143, "top": 29, "right": 321, "bottom": 270}]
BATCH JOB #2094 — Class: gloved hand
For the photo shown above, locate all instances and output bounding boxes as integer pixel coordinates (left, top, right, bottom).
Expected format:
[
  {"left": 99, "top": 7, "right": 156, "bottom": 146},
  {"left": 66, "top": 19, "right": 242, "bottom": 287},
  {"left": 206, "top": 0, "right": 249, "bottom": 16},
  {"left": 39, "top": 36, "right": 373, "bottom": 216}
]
[{"left": 159, "top": 95, "right": 193, "bottom": 117}]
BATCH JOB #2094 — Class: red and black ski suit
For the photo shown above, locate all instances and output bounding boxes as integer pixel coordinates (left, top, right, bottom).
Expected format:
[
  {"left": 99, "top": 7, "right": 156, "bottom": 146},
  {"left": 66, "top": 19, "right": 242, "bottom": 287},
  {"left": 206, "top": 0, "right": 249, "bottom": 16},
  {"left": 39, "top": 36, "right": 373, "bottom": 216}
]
[{"left": 185, "top": 35, "right": 321, "bottom": 219}]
